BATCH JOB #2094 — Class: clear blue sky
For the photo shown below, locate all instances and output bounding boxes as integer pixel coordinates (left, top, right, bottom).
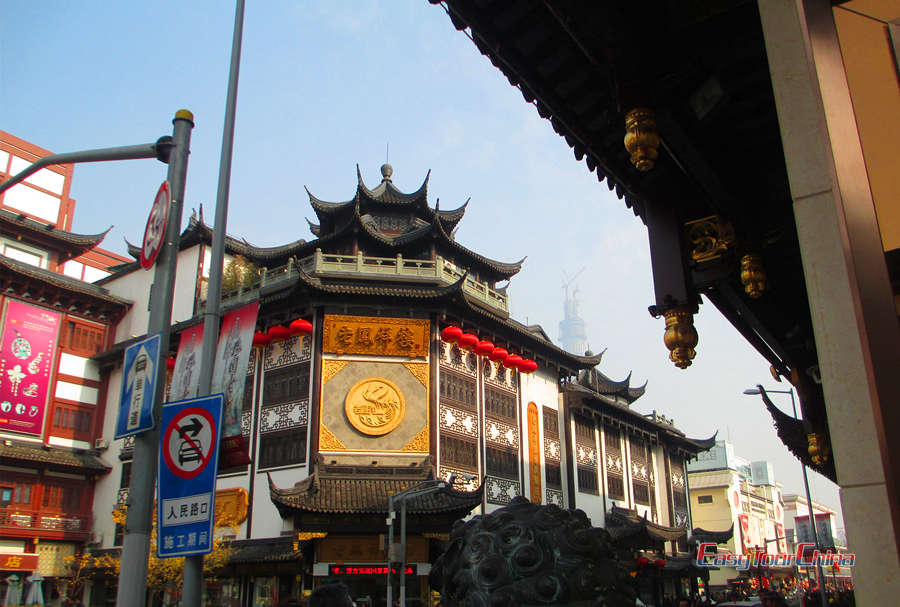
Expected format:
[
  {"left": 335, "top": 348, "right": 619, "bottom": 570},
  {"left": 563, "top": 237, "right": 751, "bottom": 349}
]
[{"left": 1, "top": 1, "right": 842, "bottom": 517}]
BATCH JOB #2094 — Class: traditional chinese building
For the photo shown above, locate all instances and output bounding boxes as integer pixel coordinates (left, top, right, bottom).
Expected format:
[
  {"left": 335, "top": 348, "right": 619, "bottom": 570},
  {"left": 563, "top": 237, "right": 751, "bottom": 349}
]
[
  {"left": 90, "top": 165, "right": 714, "bottom": 607},
  {"left": 0, "top": 130, "right": 131, "bottom": 597}
]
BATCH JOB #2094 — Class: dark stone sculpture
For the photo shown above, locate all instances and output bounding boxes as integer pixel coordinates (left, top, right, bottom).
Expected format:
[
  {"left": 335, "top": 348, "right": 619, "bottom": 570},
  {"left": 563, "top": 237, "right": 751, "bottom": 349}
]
[{"left": 430, "top": 497, "right": 636, "bottom": 607}]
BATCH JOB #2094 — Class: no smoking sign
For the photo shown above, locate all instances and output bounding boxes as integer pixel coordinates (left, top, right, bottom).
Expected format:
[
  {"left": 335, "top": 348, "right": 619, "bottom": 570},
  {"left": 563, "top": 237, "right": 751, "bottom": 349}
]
[{"left": 162, "top": 407, "right": 216, "bottom": 479}]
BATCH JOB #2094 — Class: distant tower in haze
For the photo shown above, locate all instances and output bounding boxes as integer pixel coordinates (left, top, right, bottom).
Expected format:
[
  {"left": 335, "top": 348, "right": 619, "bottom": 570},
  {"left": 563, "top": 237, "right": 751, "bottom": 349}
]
[{"left": 559, "top": 269, "right": 588, "bottom": 354}]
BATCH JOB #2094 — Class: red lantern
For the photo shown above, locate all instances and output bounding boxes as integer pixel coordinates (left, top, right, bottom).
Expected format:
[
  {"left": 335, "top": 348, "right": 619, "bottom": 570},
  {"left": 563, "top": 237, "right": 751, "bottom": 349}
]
[
  {"left": 637, "top": 556, "right": 650, "bottom": 567},
  {"left": 440, "top": 326, "right": 463, "bottom": 343},
  {"left": 519, "top": 359, "right": 538, "bottom": 374},
  {"left": 654, "top": 559, "right": 666, "bottom": 568},
  {"left": 488, "top": 347, "right": 508, "bottom": 362},
  {"left": 166, "top": 357, "right": 176, "bottom": 371},
  {"left": 268, "top": 325, "right": 291, "bottom": 340},
  {"left": 474, "top": 340, "right": 495, "bottom": 357},
  {"left": 252, "top": 332, "right": 272, "bottom": 348},
  {"left": 458, "top": 333, "right": 479, "bottom": 351},
  {"left": 289, "top": 318, "right": 313, "bottom": 335},
  {"left": 504, "top": 354, "right": 523, "bottom": 369}
]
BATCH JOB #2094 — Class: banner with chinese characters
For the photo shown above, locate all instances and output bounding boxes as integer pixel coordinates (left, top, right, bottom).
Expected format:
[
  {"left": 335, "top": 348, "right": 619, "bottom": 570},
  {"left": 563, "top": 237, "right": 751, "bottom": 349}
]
[
  {"left": 0, "top": 300, "right": 61, "bottom": 437},
  {"left": 171, "top": 322, "right": 204, "bottom": 401},
  {"left": 211, "top": 301, "right": 258, "bottom": 465},
  {"left": 323, "top": 315, "right": 429, "bottom": 358}
]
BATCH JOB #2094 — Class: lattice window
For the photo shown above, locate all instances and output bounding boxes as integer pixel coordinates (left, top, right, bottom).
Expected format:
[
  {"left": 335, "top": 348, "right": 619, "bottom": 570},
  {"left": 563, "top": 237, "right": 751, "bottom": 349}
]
[
  {"left": 439, "top": 370, "right": 476, "bottom": 411},
  {"left": 574, "top": 414, "right": 595, "bottom": 445},
  {"left": 42, "top": 483, "right": 83, "bottom": 512},
  {"left": 545, "top": 464, "right": 562, "bottom": 490},
  {"left": 262, "top": 362, "right": 310, "bottom": 406},
  {"left": 605, "top": 426, "right": 621, "bottom": 456},
  {"left": 485, "top": 386, "right": 516, "bottom": 422},
  {"left": 486, "top": 446, "right": 518, "bottom": 480},
  {"left": 542, "top": 406, "right": 558, "bottom": 435},
  {"left": 577, "top": 466, "right": 599, "bottom": 494},
  {"left": 440, "top": 434, "right": 477, "bottom": 470},
  {"left": 50, "top": 403, "right": 93, "bottom": 441},
  {"left": 65, "top": 319, "right": 105, "bottom": 356},
  {"left": 633, "top": 483, "right": 650, "bottom": 505},
  {"left": 607, "top": 475, "right": 625, "bottom": 501},
  {"left": 258, "top": 429, "right": 308, "bottom": 469}
]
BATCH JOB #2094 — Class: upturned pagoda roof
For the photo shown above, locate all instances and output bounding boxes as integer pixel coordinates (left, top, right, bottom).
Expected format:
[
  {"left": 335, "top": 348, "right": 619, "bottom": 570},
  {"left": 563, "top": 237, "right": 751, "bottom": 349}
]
[
  {"left": 0, "top": 255, "right": 132, "bottom": 322},
  {"left": 577, "top": 363, "right": 647, "bottom": 404},
  {"left": 606, "top": 506, "right": 686, "bottom": 545},
  {"left": 0, "top": 208, "right": 111, "bottom": 259},
  {"left": 307, "top": 165, "right": 467, "bottom": 233},
  {"left": 268, "top": 457, "right": 483, "bottom": 517},
  {"left": 305, "top": 166, "right": 522, "bottom": 281},
  {"left": 691, "top": 524, "right": 735, "bottom": 546},
  {"left": 0, "top": 440, "right": 110, "bottom": 473},
  {"left": 263, "top": 267, "right": 604, "bottom": 373},
  {"left": 564, "top": 381, "right": 717, "bottom": 455}
]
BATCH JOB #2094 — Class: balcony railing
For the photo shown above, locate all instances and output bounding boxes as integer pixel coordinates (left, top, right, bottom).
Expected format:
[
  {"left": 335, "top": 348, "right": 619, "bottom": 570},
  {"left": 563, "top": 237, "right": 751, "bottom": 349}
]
[
  {"left": 0, "top": 510, "right": 91, "bottom": 536},
  {"left": 218, "top": 250, "right": 509, "bottom": 313}
]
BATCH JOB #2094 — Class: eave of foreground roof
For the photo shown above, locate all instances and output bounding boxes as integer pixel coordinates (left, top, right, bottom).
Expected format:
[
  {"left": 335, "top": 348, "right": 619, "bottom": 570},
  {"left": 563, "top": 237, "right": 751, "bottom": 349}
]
[
  {"left": 0, "top": 255, "right": 132, "bottom": 309},
  {"left": 0, "top": 208, "right": 111, "bottom": 257},
  {"left": 0, "top": 441, "right": 110, "bottom": 473},
  {"left": 606, "top": 506, "right": 686, "bottom": 543}
]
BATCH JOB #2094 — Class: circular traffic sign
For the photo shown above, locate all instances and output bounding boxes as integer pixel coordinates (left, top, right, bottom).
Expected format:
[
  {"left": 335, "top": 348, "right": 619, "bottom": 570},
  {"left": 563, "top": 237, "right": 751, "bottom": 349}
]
[
  {"left": 162, "top": 406, "right": 217, "bottom": 479},
  {"left": 140, "top": 181, "right": 170, "bottom": 270}
]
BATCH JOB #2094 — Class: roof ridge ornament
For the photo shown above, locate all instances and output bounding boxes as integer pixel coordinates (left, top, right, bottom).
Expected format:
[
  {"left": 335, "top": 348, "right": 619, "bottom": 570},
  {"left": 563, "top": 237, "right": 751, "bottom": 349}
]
[{"left": 381, "top": 163, "right": 393, "bottom": 182}]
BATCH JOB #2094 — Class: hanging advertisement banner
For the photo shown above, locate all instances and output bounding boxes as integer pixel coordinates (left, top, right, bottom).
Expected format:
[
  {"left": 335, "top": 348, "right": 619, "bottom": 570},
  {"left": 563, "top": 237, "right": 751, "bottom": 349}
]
[
  {"left": 211, "top": 301, "right": 258, "bottom": 466},
  {"left": 171, "top": 323, "right": 205, "bottom": 402},
  {"left": 0, "top": 300, "right": 61, "bottom": 437}
]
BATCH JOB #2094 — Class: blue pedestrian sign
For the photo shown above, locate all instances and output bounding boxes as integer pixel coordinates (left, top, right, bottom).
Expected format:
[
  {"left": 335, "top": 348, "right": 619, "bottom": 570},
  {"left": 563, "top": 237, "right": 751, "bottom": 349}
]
[
  {"left": 157, "top": 393, "right": 224, "bottom": 558},
  {"left": 115, "top": 333, "right": 161, "bottom": 439}
]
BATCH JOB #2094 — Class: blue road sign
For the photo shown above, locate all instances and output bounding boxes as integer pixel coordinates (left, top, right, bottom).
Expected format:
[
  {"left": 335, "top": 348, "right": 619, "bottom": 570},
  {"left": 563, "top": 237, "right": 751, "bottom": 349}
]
[
  {"left": 157, "top": 393, "right": 224, "bottom": 558},
  {"left": 115, "top": 333, "right": 161, "bottom": 439}
]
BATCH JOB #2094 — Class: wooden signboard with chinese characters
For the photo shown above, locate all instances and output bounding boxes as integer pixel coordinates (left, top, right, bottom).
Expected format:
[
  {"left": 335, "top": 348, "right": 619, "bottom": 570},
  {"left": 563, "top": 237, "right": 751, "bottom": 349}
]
[
  {"left": 318, "top": 535, "right": 428, "bottom": 562},
  {"left": 323, "top": 315, "right": 429, "bottom": 358}
]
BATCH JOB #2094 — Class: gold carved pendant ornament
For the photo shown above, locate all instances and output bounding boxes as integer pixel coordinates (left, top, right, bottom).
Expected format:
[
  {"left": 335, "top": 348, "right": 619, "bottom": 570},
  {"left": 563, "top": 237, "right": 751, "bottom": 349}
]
[{"left": 344, "top": 377, "right": 406, "bottom": 436}]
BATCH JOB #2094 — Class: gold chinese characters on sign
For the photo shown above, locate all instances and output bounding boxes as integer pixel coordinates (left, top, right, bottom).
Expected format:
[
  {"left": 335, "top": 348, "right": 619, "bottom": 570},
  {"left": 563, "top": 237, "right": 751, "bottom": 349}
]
[
  {"left": 323, "top": 315, "right": 429, "bottom": 358},
  {"left": 345, "top": 377, "right": 406, "bottom": 436}
]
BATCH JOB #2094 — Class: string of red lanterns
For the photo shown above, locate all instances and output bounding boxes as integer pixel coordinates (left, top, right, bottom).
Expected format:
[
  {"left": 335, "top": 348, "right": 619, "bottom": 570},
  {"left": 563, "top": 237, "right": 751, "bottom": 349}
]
[
  {"left": 439, "top": 325, "right": 538, "bottom": 373},
  {"left": 252, "top": 318, "right": 313, "bottom": 348}
]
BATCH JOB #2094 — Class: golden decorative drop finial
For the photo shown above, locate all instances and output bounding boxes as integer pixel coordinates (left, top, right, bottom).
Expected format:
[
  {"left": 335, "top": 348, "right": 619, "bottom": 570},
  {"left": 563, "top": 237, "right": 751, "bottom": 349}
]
[
  {"left": 808, "top": 433, "right": 830, "bottom": 466},
  {"left": 740, "top": 253, "right": 766, "bottom": 298},
  {"left": 663, "top": 306, "right": 699, "bottom": 369},
  {"left": 624, "top": 108, "right": 660, "bottom": 171}
]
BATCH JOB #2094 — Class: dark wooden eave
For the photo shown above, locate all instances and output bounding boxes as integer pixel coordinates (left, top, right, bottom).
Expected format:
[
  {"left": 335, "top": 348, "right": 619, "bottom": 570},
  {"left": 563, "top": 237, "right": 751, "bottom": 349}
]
[
  {"left": 0, "top": 208, "right": 111, "bottom": 259},
  {"left": 432, "top": 0, "right": 829, "bottom": 475},
  {"left": 0, "top": 255, "right": 132, "bottom": 323}
]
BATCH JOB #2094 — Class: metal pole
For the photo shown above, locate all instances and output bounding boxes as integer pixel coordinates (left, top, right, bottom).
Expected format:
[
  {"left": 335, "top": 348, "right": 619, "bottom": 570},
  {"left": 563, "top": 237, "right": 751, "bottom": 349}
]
[
  {"left": 387, "top": 495, "right": 394, "bottom": 607},
  {"left": 789, "top": 388, "right": 829, "bottom": 607},
  {"left": 116, "top": 110, "right": 194, "bottom": 607},
  {"left": 0, "top": 143, "right": 165, "bottom": 194},
  {"left": 184, "top": 1, "right": 245, "bottom": 605},
  {"left": 400, "top": 499, "right": 408, "bottom": 607}
]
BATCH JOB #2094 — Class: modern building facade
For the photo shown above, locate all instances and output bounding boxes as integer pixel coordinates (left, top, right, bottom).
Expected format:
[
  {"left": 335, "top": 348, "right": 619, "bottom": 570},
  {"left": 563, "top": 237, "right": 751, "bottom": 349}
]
[
  {"left": 0, "top": 132, "right": 131, "bottom": 597},
  {"left": 85, "top": 166, "right": 714, "bottom": 607},
  {"left": 688, "top": 442, "right": 786, "bottom": 591}
]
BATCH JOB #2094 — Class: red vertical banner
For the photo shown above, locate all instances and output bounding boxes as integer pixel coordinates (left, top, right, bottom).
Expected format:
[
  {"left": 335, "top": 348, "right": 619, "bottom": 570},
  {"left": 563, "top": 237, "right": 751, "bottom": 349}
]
[
  {"left": 0, "top": 300, "right": 61, "bottom": 436},
  {"left": 171, "top": 323, "right": 205, "bottom": 401},
  {"left": 211, "top": 301, "right": 258, "bottom": 466}
]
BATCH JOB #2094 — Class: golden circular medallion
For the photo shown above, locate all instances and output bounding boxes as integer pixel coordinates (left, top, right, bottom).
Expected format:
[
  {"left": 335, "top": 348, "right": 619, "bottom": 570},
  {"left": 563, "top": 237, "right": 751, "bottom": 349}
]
[{"left": 344, "top": 377, "right": 406, "bottom": 436}]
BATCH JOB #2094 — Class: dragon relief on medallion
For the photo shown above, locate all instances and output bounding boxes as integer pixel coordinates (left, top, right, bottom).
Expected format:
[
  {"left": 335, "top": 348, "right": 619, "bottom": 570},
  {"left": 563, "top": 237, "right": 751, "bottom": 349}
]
[{"left": 344, "top": 377, "right": 406, "bottom": 436}]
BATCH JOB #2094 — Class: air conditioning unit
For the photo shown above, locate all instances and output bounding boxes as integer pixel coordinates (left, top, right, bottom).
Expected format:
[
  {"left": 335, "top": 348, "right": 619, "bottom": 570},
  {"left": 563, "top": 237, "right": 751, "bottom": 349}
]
[
  {"left": 88, "top": 532, "right": 103, "bottom": 545},
  {"left": 94, "top": 438, "right": 109, "bottom": 451}
]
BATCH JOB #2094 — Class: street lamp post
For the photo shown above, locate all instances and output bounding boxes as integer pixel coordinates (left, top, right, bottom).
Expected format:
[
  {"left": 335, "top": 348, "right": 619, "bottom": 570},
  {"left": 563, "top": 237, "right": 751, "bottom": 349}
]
[
  {"left": 385, "top": 474, "right": 475, "bottom": 607},
  {"left": 744, "top": 386, "right": 829, "bottom": 607}
]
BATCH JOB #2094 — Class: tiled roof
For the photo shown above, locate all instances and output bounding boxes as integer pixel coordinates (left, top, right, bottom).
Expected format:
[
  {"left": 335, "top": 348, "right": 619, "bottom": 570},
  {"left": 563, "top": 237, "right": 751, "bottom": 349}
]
[
  {"left": 0, "top": 208, "right": 111, "bottom": 256},
  {"left": 227, "top": 537, "right": 301, "bottom": 564},
  {"left": 268, "top": 461, "right": 483, "bottom": 516},
  {"left": 692, "top": 524, "right": 734, "bottom": 545},
  {"left": 0, "top": 255, "right": 132, "bottom": 307},
  {"left": 606, "top": 506, "right": 686, "bottom": 543},
  {"left": 0, "top": 441, "right": 111, "bottom": 472}
]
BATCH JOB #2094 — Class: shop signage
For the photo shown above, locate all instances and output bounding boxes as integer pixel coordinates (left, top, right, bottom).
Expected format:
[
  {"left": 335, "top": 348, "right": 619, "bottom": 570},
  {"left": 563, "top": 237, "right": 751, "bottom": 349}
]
[
  {"left": 211, "top": 301, "right": 258, "bottom": 445},
  {"left": 115, "top": 333, "right": 161, "bottom": 438},
  {"left": 323, "top": 315, "right": 429, "bottom": 358},
  {"left": 170, "top": 323, "right": 204, "bottom": 402},
  {"left": 157, "top": 394, "right": 223, "bottom": 558},
  {"left": 328, "top": 565, "right": 417, "bottom": 576},
  {"left": 0, "top": 553, "right": 39, "bottom": 571},
  {"left": 0, "top": 300, "right": 60, "bottom": 436}
]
